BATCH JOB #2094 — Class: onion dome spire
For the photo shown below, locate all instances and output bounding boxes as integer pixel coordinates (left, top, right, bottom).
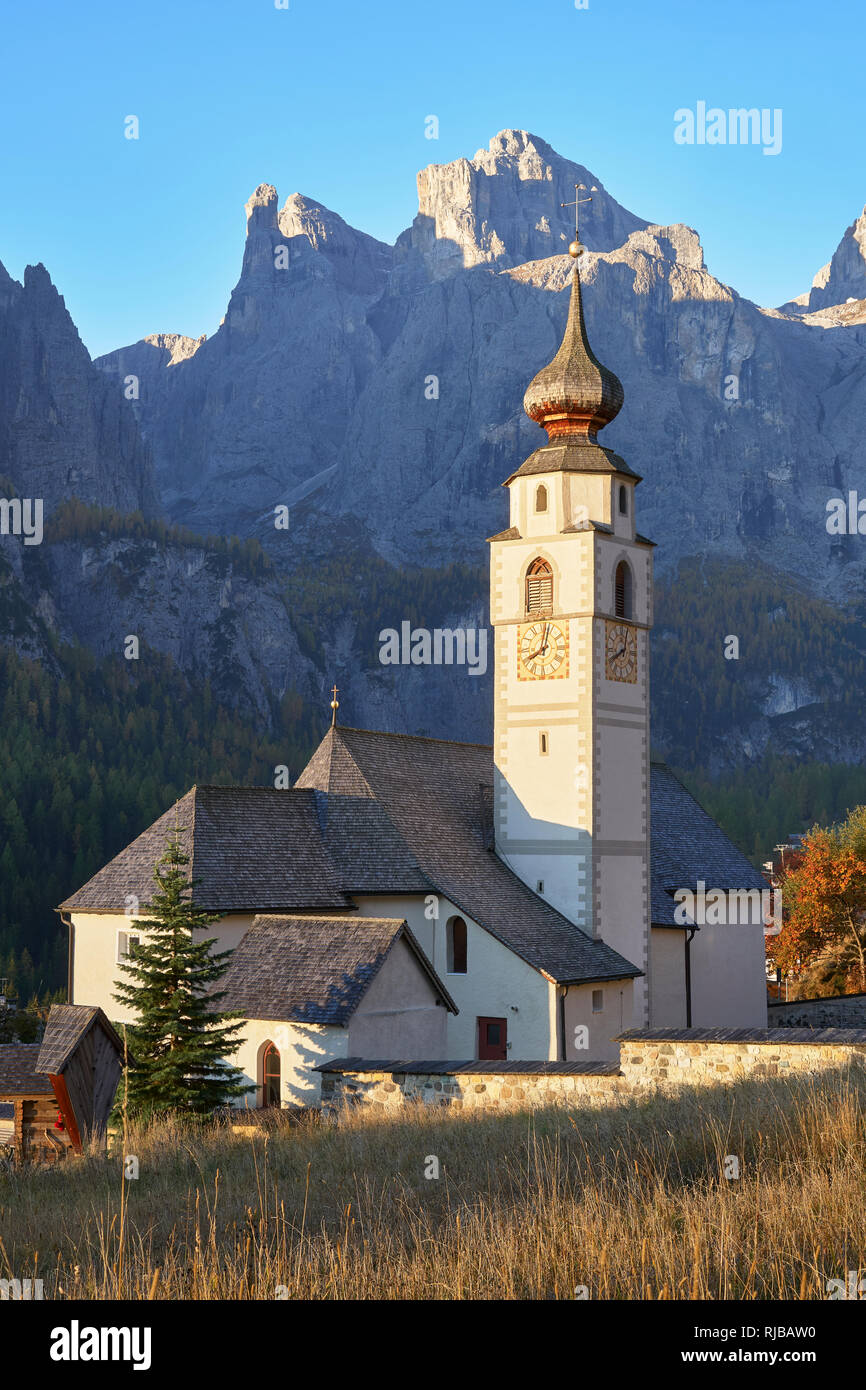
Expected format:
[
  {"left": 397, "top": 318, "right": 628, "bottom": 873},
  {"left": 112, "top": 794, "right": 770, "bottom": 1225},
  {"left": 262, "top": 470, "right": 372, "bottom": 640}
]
[{"left": 523, "top": 245, "right": 623, "bottom": 442}]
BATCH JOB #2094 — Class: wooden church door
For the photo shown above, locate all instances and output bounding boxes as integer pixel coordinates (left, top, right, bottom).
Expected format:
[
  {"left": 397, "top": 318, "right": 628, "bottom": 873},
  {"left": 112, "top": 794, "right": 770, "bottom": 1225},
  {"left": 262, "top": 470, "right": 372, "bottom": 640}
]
[{"left": 477, "top": 1017, "right": 507, "bottom": 1061}]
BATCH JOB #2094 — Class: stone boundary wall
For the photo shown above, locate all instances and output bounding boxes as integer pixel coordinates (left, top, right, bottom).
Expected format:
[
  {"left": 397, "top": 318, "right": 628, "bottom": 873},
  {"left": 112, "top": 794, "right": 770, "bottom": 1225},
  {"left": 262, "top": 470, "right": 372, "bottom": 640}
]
[
  {"left": 767, "top": 993, "right": 866, "bottom": 1029},
  {"left": 617, "top": 1027, "right": 866, "bottom": 1087},
  {"left": 318, "top": 1030, "right": 866, "bottom": 1112},
  {"left": 318, "top": 1060, "right": 624, "bottom": 1112}
]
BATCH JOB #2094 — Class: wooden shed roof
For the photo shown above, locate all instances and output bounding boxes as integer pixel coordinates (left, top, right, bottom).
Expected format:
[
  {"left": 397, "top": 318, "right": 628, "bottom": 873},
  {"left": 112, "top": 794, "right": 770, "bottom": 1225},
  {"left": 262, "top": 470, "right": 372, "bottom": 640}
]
[
  {"left": 0, "top": 1044, "right": 55, "bottom": 1096},
  {"left": 36, "top": 1005, "right": 123, "bottom": 1075}
]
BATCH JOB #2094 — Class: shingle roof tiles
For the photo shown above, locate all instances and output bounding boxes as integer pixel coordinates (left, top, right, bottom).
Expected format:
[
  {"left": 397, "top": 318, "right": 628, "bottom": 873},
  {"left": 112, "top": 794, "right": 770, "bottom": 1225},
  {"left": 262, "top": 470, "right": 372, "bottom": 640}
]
[
  {"left": 0, "top": 1045, "right": 55, "bottom": 1096},
  {"left": 59, "top": 728, "right": 764, "bottom": 988},
  {"left": 220, "top": 914, "right": 455, "bottom": 1025}
]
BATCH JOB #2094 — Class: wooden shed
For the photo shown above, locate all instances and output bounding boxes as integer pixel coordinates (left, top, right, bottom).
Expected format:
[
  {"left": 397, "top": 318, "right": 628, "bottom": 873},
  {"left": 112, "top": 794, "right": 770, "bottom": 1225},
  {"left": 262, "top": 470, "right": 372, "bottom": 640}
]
[
  {"left": 0, "top": 1044, "right": 67, "bottom": 1164},
  {"left": 0, "top": 1005, "right": 123, "bottom": 1162}
]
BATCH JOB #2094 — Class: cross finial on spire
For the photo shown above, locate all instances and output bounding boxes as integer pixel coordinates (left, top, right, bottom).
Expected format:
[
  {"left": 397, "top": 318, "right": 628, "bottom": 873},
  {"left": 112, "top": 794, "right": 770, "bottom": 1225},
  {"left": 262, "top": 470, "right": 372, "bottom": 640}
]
[
  {"left": 329, "top": 684, "right": 339, "bottom": 727},
  {"left": 560, "top": 182, "right": 598, "bottom": 258}
]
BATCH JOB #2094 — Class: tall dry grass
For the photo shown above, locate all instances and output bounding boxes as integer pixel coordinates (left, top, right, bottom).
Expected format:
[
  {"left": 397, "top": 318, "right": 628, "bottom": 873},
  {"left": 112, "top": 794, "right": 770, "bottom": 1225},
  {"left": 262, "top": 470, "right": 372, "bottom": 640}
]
[{"left": 1, "top": 1067, "right": 864, "bottom": 1299}]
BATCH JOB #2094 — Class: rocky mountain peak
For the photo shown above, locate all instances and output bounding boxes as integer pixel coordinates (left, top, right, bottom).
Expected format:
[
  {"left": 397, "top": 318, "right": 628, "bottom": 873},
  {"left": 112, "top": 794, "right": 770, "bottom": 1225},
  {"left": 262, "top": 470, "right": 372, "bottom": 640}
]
[
  {"left": 401, "top": 127, "right": 648, "bottom": 281},
  {"left": 245, "top": 183, "right": 279, "bottom": 229},
  {"left": 793, "top": 204, "right": 866, "bottom": 312}
]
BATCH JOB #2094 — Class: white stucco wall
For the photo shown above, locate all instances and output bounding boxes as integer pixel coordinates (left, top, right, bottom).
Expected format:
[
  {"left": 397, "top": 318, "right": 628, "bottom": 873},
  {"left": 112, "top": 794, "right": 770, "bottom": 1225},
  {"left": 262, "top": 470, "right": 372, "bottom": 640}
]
[
  {"left": 232, "top": 1018, "right": 348, "bottom": 1109},
  {"left": 347, "top": 935, "right": 449, "bottom": 1056},
  {"left": 353, "top": 894, "right": 557, "bottom": 1059},
  {"left": 649, "top": 929, "right": 688, "bottom": 1028},
  {"left": 563, "top": 979, "right": 635, "bottom": 1062},
  {"left": 69, "top": 910, "right": 256, "bottom": 1024},
  {"left": 689, "top": 921, "right": 769, "bottom": 1028}
]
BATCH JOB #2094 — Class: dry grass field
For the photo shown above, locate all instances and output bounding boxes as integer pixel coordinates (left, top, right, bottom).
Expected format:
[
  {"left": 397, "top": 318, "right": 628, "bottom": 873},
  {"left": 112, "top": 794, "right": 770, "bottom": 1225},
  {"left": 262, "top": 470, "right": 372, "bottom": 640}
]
[{"left": 1, "top": 1067, "right": 865, "bottom": 1300}]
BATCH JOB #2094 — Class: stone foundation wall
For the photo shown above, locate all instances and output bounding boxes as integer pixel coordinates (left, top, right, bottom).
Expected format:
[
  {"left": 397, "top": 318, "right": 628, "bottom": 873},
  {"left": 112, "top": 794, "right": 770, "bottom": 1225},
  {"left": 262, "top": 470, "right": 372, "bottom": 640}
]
[
  {"left": 618, "top": 1027, "right": 866, "bottom": 1087},
  {"left": 319, "top": 1062, "right": 623, "bottom": 1113},
  {"left": 767, "top": 994, "right": 866, "bottom": 1029},
  {"left": 319, "top": 1030, "right": 866, "bottom": 1113}
]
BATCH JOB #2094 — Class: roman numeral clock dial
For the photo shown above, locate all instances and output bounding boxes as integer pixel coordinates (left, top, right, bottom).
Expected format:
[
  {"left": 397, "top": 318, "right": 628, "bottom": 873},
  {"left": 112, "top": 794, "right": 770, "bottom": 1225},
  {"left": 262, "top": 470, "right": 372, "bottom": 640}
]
[
  {"left": 605, "top": 620, "right": 637, "bottom": 683},
  {"left": 518, "top": 621, "right": 568, "bottom": 680}
]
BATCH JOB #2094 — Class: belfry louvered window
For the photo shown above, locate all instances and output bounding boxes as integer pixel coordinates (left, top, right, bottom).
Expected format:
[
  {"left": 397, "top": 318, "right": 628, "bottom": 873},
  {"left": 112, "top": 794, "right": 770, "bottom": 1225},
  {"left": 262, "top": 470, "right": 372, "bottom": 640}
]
[
  {"left": 525, "top": 558, "right": 553, "bottom": 614},
  {"left": 615, "top": 560, "right": 633, "bottom": 619}
]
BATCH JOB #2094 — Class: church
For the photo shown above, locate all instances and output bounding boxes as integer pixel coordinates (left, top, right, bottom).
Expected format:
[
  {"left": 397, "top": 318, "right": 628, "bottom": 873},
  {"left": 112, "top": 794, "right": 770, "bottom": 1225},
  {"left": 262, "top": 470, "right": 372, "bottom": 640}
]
[{"left": 59, "top": 238, "right": 768, "bottom": 1108}]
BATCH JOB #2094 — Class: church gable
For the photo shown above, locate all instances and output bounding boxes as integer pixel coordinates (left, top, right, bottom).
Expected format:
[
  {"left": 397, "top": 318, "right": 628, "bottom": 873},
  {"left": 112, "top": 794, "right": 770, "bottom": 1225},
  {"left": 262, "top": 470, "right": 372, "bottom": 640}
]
[{"left": 220, "top": 914, "right": 456, "bottom": 1025}]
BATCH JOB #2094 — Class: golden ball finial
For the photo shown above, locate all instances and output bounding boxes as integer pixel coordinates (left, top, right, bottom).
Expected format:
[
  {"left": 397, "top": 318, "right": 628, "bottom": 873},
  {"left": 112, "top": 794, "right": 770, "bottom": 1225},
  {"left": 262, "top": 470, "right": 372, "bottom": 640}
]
[{"left": 568, "top": 240, "right": 585, "bottom": 259}]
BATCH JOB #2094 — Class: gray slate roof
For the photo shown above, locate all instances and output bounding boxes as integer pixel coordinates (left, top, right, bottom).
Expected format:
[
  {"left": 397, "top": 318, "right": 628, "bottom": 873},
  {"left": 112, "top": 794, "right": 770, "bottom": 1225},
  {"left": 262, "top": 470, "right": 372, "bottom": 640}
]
[
  {"left": 220, "top": 915, "right": 456, "bottom": 1025},
  {"left": 649, "top": 765, "right": 767, "bottom": 926},
  {"left": 297, "top": 727, "right": 639, "bottom": 985},
  {"left": 317, "top": 1058, "right": 620, "bottom": 1075},
  {"left": 617, "top": 1027, "right": 866, "bottom": 1045},
  {"left": 0, "top": 1045, "right": 54, "bottom": 1096},
  {"left": 60, "top": 785, "right": 351, "bottom": 913},
  {"left": 36, "top": 1005, "right": 123, "bottom": 1075},
  {"left": 59, "top": 728, "right": 764, "bottom": 988}
]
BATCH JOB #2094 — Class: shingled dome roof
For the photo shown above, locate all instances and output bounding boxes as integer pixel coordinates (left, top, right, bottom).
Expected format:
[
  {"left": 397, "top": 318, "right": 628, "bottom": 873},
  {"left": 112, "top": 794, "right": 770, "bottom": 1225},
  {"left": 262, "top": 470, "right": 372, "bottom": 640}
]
[{"left": 523, "top": 263, "right": 624, "bottom": 441}]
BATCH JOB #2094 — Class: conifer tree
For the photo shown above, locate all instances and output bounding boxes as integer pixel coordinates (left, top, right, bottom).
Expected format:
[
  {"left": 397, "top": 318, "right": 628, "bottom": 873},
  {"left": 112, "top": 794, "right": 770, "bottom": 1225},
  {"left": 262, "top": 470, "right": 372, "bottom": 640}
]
[{"left": 112, "top": 829, "right": 251, "bottom": 1115}]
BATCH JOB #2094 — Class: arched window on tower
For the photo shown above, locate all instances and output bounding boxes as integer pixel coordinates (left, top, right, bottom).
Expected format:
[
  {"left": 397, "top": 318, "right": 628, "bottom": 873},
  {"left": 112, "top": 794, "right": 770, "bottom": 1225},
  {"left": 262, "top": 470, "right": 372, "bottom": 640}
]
[
  {"left": 619, "top": 485, "right": 628, "bottom": 515},
  {"left": 525, "top": 557, "right": 553, "bottom": 615},
  {"left": 535, "top": 484, "right": 548, "bottom": 514},
  {"left": 447, "top": 916, "right": 468, "bottom": 974},
  {"left": 614, "top": 561, "right": 633, "bottom": 620},
  {"left": 261, "top": 1041, "right": 281, "bottom": 1108}
]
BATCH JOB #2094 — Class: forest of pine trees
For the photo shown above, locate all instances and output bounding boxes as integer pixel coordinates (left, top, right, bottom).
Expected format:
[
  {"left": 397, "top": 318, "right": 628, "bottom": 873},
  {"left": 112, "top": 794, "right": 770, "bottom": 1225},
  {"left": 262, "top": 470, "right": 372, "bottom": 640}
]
[{"left": 3, "top": 544, "right": 866, "bottom": 1001}]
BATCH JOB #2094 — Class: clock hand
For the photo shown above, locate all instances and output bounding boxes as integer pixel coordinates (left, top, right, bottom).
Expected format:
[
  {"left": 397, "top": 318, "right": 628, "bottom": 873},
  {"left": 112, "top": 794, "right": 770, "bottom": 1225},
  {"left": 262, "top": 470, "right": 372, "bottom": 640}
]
[{"left": 526, "top": 624, "right": 552, "bottom": 661}]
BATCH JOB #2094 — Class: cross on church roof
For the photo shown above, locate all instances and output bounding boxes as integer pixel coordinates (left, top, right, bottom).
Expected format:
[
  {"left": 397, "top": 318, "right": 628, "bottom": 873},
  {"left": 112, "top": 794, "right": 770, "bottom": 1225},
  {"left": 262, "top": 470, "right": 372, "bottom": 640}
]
[
  {"left": 330, "top": 684, "right": 340, "bottom": 727},
  {"left": 560, "top": 182, "right": 598, "bottom": 258}
]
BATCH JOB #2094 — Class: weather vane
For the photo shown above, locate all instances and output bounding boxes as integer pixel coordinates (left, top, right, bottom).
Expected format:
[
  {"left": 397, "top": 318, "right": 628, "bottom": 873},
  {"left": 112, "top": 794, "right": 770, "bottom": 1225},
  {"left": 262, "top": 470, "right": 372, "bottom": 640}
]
[
  {"left": 560, "top": 182, "right": 598, "bottom": 258},
  {"left": 330, "top": 684, "right": 340, "bottom": 727}
]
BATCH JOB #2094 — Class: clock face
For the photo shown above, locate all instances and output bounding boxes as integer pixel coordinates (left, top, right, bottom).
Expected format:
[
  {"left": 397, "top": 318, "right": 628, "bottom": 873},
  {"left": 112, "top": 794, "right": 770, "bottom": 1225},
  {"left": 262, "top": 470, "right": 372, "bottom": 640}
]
[
  {"left": 518, "top": 621, "right": 568, "bottom": 680},
  {"left": 605, "top": 620, "right": 637, "bottom": 683}
]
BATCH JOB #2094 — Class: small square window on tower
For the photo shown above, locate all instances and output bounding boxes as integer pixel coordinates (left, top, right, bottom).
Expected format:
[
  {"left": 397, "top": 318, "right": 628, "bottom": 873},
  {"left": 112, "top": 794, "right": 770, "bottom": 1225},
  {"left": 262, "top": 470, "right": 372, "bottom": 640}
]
[
  {"left": 539, "top": 731, "right": 549, "bottom": 755},
  {"left": 592, "top": 989, "right": 604, "bottom": 1013}
]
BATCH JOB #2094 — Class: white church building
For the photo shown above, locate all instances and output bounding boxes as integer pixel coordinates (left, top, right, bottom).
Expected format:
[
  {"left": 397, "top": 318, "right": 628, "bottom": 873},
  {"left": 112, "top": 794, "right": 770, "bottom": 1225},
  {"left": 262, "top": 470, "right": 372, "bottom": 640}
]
[{"left": 59, "top": 247, "right": 768, "bottom": 1108}]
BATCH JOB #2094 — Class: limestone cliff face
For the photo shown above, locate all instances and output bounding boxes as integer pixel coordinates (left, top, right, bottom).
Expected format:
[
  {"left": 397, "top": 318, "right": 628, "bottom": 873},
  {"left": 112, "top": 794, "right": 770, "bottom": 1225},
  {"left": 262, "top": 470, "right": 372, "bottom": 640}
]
[
  {"left": 92, "top": 130, "right": 866, "bottom": 607},
  {"left": 0, "top": 261, "right": 154, "bottom": 513},
  {"left": 6, "top": 127, "right": 866, "bottom": 769},
  {"left": 802, "top": 206, "right": 866, "bottom": 310},
  {"left": 399, "top": 129, "right": 648, "bottom": 280}
]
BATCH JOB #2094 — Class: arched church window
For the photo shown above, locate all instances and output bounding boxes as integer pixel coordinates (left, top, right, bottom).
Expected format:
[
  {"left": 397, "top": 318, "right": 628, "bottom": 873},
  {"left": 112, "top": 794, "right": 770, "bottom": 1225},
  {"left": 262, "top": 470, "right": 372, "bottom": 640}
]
[
  {"left": 614, "top": 561, "right": 633, "bottom": 620},
  {"left": 619, "top": 485, "right": 628, "bottom": 515},
  {"left": 447, "top": 916, "right": 467, "bottom": 974},
  {"left": 525, "top": 558, "right": 553, "bottom": 615},
  {"left": 535, "top": 484, "right": 548, "bottom": 513},
  {"left": 261, "top": 1041, "right": 281, "bottom": 1108}
]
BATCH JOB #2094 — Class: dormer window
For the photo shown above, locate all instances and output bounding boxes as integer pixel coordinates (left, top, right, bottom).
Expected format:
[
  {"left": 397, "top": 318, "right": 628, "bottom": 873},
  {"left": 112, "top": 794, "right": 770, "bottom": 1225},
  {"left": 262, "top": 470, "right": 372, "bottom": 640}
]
[
  {"left": 525, "top": 557, "right": 553, "bottom": 615},
  {"left": 535, "top": 484, "right": 548, "bottom": 514}
]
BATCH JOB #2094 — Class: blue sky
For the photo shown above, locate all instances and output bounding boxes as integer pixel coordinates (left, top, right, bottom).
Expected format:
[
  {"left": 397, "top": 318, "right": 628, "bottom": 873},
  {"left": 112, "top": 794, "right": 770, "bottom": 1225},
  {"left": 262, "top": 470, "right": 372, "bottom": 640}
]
[{"left": 1, "top": 0, "right": 863, "bottom": 357}]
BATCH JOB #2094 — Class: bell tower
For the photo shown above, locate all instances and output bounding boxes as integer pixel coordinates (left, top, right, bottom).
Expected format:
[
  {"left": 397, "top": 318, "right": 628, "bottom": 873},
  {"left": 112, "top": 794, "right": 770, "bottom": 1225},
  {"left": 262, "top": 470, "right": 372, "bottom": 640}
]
[{"left": 489, "top": 227, "right": 653, "bottom": 1023}]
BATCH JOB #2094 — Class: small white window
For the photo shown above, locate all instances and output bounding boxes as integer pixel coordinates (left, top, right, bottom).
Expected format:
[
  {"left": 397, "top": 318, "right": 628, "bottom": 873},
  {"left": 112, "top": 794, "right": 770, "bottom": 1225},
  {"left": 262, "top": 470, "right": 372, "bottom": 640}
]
[
  {"left": 592, "top": 989, "right": 604, "bottom": 1013},
  {"left": 117, "top": 931, "right": 141, "bottom": 964}
]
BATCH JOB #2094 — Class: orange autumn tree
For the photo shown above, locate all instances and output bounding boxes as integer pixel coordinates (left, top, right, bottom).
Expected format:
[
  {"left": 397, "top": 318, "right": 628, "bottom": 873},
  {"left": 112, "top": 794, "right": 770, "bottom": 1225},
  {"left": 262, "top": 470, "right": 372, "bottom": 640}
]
[{"left": 773, "top": 806, "right": 866, "bottom": 995}]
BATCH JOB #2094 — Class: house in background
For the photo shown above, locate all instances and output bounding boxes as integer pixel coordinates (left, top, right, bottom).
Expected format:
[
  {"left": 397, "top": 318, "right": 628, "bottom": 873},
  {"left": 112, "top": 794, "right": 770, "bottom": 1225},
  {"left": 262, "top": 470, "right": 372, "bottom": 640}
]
[{"left": 57, "top": 248, "right": 768, "bottom": 1109}]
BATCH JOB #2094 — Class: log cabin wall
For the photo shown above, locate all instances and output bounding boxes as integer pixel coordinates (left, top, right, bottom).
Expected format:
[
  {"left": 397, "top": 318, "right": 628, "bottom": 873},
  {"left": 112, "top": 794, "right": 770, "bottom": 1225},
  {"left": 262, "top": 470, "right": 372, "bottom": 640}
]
[{"left": 10, "top": 1094, "right": 71, "bottom": 1163}]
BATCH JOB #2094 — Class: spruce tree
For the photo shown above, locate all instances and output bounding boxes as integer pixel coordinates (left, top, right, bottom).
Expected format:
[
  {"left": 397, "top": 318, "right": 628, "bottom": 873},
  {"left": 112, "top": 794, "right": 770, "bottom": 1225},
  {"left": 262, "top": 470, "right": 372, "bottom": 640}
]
[{"left": 112, "top": 829, "right": 251, "bottom": 1115}]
